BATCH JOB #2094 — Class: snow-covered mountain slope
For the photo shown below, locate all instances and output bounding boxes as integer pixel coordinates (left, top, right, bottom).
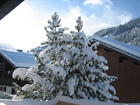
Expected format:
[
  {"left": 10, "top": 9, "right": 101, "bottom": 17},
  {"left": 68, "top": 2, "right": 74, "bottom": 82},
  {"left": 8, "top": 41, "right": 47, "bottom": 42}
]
[
  {"left": 30, "top": 45, "right": 48, "bottom": 55},
  {"left": 0, "top": 42, "right": 16, "bottom": 50},
  {"left": 93, "top": 17, "right": 140, "bottom": 47}
]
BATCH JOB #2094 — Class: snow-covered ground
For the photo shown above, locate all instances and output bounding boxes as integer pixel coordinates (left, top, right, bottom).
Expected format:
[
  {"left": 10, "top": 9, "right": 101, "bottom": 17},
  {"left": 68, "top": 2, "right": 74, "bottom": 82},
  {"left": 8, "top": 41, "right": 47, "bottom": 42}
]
[{"left": 0, "top": 96, "right": 140, "bottom": 105}]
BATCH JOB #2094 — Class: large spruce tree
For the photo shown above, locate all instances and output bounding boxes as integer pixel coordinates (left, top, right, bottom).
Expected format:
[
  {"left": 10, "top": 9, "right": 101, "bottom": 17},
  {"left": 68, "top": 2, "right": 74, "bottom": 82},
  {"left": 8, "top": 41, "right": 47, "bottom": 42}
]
[{"left": 12, "top": 12, "right": 118, "bottom": 101}]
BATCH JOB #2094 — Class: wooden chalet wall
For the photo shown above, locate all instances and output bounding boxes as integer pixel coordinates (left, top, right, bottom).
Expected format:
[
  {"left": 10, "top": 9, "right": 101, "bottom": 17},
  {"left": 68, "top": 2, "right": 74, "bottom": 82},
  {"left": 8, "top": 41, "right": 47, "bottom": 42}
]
[
  {"left": 0, "top": 54, "right": 14, "bottom": 86},
  {"left": 97, "top": 45, "right": 140, "bottom": 103},
  {"left": 0, "top": 54, "right": 27, "bottom": 87}
]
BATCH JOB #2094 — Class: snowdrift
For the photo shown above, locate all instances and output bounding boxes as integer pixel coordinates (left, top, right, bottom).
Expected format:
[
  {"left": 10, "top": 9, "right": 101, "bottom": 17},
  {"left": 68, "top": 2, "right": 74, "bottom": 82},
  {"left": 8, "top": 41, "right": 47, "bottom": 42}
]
[{"left": 0, "top": 96, "right": 139, "bottom": 105}]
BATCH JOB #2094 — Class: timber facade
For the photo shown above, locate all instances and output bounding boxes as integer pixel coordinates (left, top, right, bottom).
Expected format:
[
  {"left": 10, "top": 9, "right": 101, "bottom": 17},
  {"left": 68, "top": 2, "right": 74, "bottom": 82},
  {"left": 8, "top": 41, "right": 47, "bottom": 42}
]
[
  {"left": 91, "top": 36, "right": 140, "bottom": 103},
  {"left": 0, "top": 49, "right": 37, "bottom": 98},
  {"left": 0, "top": 52, "right": 25, "bottom": 86}
]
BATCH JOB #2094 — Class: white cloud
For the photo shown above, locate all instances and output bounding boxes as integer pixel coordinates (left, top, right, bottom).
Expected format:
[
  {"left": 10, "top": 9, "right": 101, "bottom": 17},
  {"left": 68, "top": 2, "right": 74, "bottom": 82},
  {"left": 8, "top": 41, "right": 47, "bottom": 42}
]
[
  {"left": 0, "top": 1, "right": 132, "bottom": 50},
  {"left": 60, "top": 6, "right": 110, "bottom": 35},
  {"left": 63, "top": 0, "right": 70, "bottom": 2},
  {"left": 95, "top": 23, "right": 110, "bottom": 28},
  {"left": 0, "top": 2, "right": 51, "bottom": 50},
  {"left": 63, "top": 5, "right": 132, "bottom": 36},
  {"left": 118, "top": 14, "right": 132, "bottom": 24},
  {"left": 60, "top": 6, "right": 83, "bottom": 31},
  {"left": 91, "top": 13, "right": 96, "bottom": 19},
  {"left": 84, "top": 0, "right": 103, "bottom": 5},
  {"left": 84, "top": 0, "right": 113, "bottom": 9},
  {"left": 0, "top": 3, "right": 112, "bottom": 51},
  {"left": 102, "top": 7, "right": 132, "bottom": 26}
]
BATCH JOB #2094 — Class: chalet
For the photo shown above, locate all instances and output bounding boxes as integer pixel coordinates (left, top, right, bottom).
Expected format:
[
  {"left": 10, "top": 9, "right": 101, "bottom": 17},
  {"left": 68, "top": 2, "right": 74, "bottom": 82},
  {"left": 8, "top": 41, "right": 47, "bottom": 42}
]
[
  {"left": 90, "top": 36, "right": 140, "bottom": 103},
  {"left": 0, "top": 48, "right": 37, "bottom": 98}
]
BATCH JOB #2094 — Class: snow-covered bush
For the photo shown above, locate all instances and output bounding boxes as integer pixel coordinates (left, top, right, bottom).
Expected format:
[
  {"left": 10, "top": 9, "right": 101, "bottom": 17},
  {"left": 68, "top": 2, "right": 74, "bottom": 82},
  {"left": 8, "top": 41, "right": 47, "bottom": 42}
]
[{"left": 12, "top": 12, "right": 118, "bottom": 101}]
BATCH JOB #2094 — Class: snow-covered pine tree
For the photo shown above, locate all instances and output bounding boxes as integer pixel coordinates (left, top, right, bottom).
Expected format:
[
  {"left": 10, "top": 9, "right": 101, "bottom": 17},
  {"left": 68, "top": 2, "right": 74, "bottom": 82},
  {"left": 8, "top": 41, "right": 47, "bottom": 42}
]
[
  {"left": 12, "top": 12, "right": 118, "bottom": 101},
  {"left": 12, "top": 12, "right": 73, "bottom": 100},
  {"left": 65, "top": 16, "right": 118, "bottom": 101}
]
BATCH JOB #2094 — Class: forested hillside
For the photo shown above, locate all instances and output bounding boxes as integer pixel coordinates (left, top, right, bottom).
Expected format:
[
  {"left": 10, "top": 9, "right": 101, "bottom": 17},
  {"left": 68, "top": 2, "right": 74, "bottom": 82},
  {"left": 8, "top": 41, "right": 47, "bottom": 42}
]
[{"left": 93, "top": 17, "right": 140, "bottom": 47}]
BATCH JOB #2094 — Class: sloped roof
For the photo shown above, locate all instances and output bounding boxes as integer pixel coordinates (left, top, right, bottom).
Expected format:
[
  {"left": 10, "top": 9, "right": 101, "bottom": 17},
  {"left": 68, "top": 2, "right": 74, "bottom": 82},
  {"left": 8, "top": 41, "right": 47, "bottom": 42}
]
[
  {"left": 91, "top": 35, "right": 140, "bottom": 62},
  {"left": 0, "top": 49, "right": 37, "bottom": 68},
  {"left": 0, "top": 0, "right": 24, "bottom": 20}
]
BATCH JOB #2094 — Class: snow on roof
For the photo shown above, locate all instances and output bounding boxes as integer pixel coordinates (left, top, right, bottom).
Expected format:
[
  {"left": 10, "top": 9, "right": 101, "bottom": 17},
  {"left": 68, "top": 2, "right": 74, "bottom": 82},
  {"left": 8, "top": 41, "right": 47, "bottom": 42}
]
[
  {"left": 91, "top": 35, "right": 140, "bottom": 61},
  {"left": 0, "top": 49, "right": 37, "bottom": 68}
]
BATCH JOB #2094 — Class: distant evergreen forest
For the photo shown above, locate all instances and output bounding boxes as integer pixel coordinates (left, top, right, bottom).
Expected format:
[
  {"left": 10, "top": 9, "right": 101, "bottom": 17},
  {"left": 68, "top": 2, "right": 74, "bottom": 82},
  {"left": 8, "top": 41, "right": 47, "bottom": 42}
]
[{"left": 93, "top": 17, "right": 140, "bottom": 47}]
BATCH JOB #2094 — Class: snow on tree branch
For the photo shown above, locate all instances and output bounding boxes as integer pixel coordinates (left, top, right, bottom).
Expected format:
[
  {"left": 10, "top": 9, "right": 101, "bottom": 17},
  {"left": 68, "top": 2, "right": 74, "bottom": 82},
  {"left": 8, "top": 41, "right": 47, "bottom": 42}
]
[{"left": 75, "top": 16, "right": 83, "bottom": 32}]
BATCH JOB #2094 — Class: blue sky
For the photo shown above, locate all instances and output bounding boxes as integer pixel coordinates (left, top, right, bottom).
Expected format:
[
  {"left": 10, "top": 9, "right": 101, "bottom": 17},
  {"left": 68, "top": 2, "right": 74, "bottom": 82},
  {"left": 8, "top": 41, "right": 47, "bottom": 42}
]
[{"left": 0, "top": 0, "right": 140, "bottom": 50}]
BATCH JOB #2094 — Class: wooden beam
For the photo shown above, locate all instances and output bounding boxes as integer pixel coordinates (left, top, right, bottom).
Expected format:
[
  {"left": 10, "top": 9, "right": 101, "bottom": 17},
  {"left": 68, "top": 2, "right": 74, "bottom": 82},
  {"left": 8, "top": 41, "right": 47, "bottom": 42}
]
[{"left": 0, "top": 0, "right": 24, "bottom": 20}]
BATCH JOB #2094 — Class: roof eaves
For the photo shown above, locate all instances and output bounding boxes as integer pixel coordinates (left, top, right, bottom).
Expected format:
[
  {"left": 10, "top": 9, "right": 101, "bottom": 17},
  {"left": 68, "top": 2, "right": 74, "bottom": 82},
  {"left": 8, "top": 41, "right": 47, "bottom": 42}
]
[
  {"left": 0, "top": 50, "right": 16, "bottom": 68},
  {"left": 91, "top": 36, "right": 140, "bottom": 62}
]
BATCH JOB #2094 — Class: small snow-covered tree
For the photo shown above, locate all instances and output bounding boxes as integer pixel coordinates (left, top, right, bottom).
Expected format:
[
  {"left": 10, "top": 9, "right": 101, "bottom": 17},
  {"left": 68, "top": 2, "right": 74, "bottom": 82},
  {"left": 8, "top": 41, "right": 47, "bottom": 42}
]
[
  {"left": 62, "top": 16, "right": 118, "bottom": 101},
  {"left": 12, "top": 12, "right": 118, "bottom": 101},
  {"left": 12, "top": 12, "right": 73, "bottom": 100}
]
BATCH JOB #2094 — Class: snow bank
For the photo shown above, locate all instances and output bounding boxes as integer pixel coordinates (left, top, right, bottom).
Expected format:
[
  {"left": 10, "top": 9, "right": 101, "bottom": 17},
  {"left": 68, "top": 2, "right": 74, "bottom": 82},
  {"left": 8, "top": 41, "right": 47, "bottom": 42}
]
[
  {"left": 0, "top": 98, "right": 56, "bottom": 105},
  {"left": 0, "top": 96, "right": 140, "bottom": 105}
]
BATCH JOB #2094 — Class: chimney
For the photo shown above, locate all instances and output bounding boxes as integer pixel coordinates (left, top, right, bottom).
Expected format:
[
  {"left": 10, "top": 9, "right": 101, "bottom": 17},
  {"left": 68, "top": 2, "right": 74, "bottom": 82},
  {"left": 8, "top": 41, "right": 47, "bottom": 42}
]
[{"left": 17, "top": 49, "right": 23, "bottom": 52}]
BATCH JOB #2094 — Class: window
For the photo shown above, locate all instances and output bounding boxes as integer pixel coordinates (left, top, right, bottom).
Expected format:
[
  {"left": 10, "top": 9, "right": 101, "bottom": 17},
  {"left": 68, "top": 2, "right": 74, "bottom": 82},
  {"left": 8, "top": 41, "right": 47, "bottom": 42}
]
[
  {"left": 133, "top": 62, "right": 140, "bottom": 65},
  {"left": 8, "top": 70, "right": 13, "bottom": 77},
  {"left": 119, "top": 56, "right": 128, "bottom": 63},
  {"left": 0, "top": 86, "right": 6, "bottom": 92},
  {"left": 12, "top": 88, "right": 16, "bottom": 94},
  {"left": 119, "top": 57, "right": 123, "bottom": 63},
  {"left": 0, "top": 86, "right": 2, "bottom": 91},
  {"left": 4, "top": 87, "right": 6, "bottom": 91},
  {"left": 104, "top": 48, "right": 112, "bottom": 52}
]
